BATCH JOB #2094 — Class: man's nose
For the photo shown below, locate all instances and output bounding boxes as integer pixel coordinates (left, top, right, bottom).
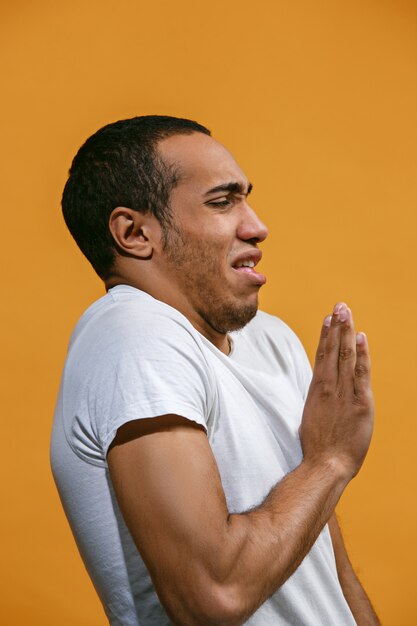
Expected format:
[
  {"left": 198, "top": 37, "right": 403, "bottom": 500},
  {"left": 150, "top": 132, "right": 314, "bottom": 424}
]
[{"left": 237, "top": 203, "right": 268, "bottom": 243}]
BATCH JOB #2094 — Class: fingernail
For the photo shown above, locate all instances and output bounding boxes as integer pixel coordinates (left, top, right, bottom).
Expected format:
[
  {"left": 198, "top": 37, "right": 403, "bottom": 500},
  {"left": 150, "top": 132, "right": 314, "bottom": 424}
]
[
  {"left": 333, "top": 302, "right": 346, "bottom": 314},
  {"left": 324, "top": 315, "right": 332, "bottom": 327},
  {"left": 338, "top": 308, "right": 350, "bottom": 322},
  {"left": 356, "top": 332, "right": 366, "bottom": 344}
]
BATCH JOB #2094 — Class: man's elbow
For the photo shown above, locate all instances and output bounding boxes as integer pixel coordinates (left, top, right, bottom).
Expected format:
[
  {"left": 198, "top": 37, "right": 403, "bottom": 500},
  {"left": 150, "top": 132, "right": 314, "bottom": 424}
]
[
  {"left": 199, "top": 583, "right": 248, "bottom": 626},
  {"left": 163, "top": 581, "right": 248, "bottom": 626}
]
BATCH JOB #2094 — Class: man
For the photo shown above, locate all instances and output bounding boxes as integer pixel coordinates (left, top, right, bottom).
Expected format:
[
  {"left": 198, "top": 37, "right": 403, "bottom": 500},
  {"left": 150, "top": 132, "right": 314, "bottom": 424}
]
[{"left": 51, "top": 115, "right": 379, "bottom": 625}]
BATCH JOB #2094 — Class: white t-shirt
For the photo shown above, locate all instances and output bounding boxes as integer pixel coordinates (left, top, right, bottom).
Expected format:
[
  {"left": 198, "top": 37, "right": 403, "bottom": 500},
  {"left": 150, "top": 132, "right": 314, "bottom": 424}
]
[{"left": 50, "top": 285, "right": 356, "bottom": 626}]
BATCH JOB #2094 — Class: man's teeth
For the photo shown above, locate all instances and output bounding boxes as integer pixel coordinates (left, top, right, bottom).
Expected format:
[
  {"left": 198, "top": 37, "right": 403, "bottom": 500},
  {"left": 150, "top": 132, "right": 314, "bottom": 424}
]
[{"left": 236, "top": 260, "right": 255, "bottom": 268}]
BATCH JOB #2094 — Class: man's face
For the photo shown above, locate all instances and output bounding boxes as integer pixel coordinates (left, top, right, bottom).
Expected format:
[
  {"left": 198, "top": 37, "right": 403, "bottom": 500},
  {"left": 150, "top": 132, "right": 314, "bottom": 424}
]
[{"left": 156, "top": 133, "right": 268, "bottom": 335}]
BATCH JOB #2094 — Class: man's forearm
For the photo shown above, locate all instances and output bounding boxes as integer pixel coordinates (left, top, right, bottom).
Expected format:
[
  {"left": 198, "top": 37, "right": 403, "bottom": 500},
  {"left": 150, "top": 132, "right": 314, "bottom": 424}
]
[
  {"left": 215, "top": 457, "right": 350, "bottom": 624},
  {"left": 329, "top": 515, "right": 380, "bottom": 626},
  {"left": 339, "top": 568, "right": 380, "bottom": 626}
]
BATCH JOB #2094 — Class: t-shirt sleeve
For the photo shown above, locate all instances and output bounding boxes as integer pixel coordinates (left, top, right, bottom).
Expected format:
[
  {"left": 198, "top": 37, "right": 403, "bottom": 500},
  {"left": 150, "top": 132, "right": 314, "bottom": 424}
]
[{"left": 85, "top": 307, "right": 215, "bottom": 457}]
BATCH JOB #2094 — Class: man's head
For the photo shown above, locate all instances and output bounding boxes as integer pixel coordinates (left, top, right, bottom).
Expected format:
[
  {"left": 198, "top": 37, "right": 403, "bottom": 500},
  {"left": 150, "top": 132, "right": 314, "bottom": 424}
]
[
  {"left": 63, "top": 116, "right": 268, "bottom": 344},
  {"left": 62, "top": 115, "right": 211, "bottom": 279}
]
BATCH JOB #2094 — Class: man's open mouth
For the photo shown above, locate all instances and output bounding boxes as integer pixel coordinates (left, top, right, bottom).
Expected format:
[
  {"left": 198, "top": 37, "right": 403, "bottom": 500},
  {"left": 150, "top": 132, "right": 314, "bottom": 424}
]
[
  {"left": 231, "top": 252, "right": 266, "bottom": 284},
  {"left": 234, "top": 260, "right": 256, "bottom": 269}
]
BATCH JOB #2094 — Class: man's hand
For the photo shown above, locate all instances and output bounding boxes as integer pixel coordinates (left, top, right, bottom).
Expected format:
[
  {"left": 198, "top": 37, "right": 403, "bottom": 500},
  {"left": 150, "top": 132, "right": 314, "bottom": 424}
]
[{"left": 300, "top": 302, "right": 374, "bottom": 479}]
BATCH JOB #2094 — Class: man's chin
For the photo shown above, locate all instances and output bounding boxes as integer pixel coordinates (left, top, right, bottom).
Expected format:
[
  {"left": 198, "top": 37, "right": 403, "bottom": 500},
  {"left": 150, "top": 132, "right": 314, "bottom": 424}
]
[{"left": 207, "top": 299, "right": 258, "bottom": 334}]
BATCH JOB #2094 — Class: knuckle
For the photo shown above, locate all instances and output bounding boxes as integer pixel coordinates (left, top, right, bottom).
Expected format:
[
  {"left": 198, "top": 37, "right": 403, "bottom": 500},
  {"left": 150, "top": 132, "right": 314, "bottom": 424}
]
[
  {"left": 338, "top": 347, "right": 354, "bottom": 361},
  {"left": 355, "top": 363, "right": 369, "bottom": 377},
  {"left": 353, "top": 389, "right": 374, "bottom": 408},
  {"left": 320, "top": 389, "right": 331, "bottom": 400},
  {"left": 336, "top": 386, "right": 346, "bottom": 400},
  {"left": 315, "top": 350, "right": 326, "bottom": 362},
  {"left": 314, "top": 378, "right": 332, "bottom": 398},
  {"left": 352, "top": 395, "right": 363, "bottom": 407},
  {"left": 363, "top": 390, "right": 374, "bottom": 405}
]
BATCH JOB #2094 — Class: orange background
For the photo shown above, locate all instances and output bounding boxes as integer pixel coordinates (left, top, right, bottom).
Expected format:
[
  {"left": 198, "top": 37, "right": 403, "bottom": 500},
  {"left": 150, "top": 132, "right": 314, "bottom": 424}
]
[{"left": 1, "top": 1, "right": 416, "bottom": 624}]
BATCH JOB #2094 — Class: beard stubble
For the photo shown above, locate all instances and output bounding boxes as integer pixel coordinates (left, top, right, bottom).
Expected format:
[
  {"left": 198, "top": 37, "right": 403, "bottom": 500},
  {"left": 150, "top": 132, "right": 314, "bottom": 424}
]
[{"left": 162, "top": 222, "right": 258, "bottom": 334}]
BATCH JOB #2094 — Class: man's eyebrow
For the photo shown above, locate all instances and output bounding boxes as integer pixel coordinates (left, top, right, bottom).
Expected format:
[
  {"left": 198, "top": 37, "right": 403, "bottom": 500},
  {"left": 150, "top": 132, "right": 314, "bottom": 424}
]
[{"left": 203, "top": 181, "right": 253, "bottom": 197}]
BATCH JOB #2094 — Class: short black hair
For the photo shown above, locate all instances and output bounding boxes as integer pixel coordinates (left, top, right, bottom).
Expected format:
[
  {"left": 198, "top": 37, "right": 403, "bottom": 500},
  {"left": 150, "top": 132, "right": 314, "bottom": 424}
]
[{"left": 62, "top": 115, "right": 211, "bottom": 278}]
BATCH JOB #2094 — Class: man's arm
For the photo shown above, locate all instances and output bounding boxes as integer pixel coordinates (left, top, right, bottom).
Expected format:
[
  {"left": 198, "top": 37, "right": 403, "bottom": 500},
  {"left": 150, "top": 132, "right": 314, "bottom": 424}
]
[
  {"left": 329, "top": 514, "right": 381, "bottom": 625},
  {"left": 107, "top": 304, "right": 374, "bottom": 626}
]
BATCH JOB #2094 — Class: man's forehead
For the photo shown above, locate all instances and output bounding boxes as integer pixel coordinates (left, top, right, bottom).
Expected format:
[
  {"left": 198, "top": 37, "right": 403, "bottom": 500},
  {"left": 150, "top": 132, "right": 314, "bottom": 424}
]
[{"left": 157, "top": 132, "right": 248, "bottom": 191}]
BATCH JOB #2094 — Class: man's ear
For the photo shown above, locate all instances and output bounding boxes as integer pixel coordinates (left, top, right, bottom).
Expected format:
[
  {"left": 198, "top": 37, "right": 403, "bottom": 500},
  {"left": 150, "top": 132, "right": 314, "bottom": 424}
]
[{"left": 109, "top": 207, "right": 159, "bottom": 259}]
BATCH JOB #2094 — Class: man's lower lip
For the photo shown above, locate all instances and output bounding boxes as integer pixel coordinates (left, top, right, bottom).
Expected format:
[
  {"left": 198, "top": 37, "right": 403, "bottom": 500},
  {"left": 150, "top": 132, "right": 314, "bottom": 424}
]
[{"left": 232, "top": 267, "right": 267, "bottom": 285}]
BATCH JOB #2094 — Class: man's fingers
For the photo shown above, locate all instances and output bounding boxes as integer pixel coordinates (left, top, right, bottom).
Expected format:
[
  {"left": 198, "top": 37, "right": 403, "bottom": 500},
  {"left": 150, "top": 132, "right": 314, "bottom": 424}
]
[
  {"left": 354, "top": 332, "right": 371, "bottom": 396},
  {"left": 312, "top": 302, "right": 349, "bottom": 391},
  {"left": 319, "top": 303, "right": 347, "bottom": 383},
  {"left": 313, "top": 305, "right": 371, "bottom": 401},
  {"left": 314, "top": 314, "right": 332, "bottom": 369},
  {"left": 336, "top": 307, "right": 356, "bottom": 387}
]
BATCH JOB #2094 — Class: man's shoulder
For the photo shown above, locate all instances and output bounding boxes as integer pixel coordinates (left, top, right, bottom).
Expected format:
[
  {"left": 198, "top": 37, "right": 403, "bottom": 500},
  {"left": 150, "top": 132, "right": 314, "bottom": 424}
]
[
  {"left": 67, "top": 286, "right": 204, "bottom": 366},
  {"left": 73, "top": 285, "right": 195, "bottom": 338}
]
